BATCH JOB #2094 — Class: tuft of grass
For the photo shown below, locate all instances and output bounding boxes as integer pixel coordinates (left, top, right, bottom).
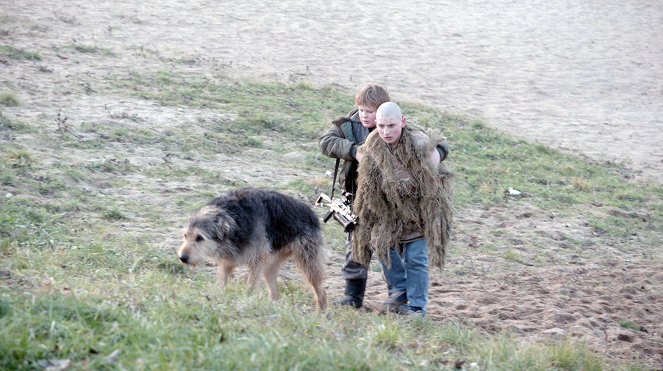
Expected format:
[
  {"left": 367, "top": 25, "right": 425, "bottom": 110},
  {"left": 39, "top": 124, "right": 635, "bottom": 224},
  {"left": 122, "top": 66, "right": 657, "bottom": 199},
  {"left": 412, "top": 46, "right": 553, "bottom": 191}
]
[
  {"left": 36, "top": 176, "right": 67, "bottom": 196},
  {"left": 84, "top": 158, "right": 134, "bottom": 174},
  {"left": 0, "top": 45, "right": 42, "bottom": 61},
  {"left": 0, "top": 198, "right": 64, "bottom": 250},
  {"left": 4, "top": 149, "right": 34, "bottom": 168},
  {"left": 372, "top": 321, "right": 402, "bottom": 349},
  {"left": 503, "top": 250, "right": 523, "bottom": 264},
  {"left": 619, "top": 320, "right": 644, "bottom": 332},
  {"left": 0, "top": 91, "right": 20, "bottom": 107},
  {"left": 101, "top": 209, "right": 127, "bottom": 221},
  {"left": 548, "top": 340, "right": 604, "bottom": 371},
  {"left": 70, "top": 43, "right": 115, "bottom": 56},
  {"left": 571, "top": 176, "right": 593, "bottom": 192},
  {"left": 433, "top": 321, "right": 478, "bottom": 352},
  {"left": 473, "top": 333, "right": 605, "bottom": 370},
  {"left": 0, "top": 112, "right": 30, "bottom": 132}
]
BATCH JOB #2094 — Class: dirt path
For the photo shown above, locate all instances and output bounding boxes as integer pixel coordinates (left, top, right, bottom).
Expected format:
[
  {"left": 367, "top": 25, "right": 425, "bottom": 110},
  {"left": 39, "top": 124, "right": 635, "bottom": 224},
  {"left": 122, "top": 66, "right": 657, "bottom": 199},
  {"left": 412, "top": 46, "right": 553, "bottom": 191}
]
[{"left": 3, "top": 0, "right": 663, "bottom": 368}]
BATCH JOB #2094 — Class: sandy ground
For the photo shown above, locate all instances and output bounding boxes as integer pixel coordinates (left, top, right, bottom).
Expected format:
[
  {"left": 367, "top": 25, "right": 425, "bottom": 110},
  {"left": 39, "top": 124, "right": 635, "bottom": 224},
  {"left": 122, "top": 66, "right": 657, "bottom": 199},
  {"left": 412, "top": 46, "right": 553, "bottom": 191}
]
[
  {"left": 4, "top": 0, "right": 663, "bottom": 183},
  {"left": 2, "top": 0, "right": 663, "bottom": 368}
]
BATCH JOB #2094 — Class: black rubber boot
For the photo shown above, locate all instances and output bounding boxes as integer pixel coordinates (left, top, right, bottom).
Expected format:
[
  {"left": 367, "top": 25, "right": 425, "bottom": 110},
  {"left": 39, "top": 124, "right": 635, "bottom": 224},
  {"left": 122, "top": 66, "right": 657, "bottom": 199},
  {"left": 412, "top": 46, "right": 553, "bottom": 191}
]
[{"left": 337, "top": 278, "right": 367, "bottom": 308}]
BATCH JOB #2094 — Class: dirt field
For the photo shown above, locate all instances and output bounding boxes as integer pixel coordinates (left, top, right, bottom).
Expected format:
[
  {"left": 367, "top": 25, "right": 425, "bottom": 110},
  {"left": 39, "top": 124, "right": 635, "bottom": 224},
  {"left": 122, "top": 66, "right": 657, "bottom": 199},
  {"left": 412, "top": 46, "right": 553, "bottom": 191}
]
[{"left": 2, "top": 0, "right": 662, "bottom": 368}]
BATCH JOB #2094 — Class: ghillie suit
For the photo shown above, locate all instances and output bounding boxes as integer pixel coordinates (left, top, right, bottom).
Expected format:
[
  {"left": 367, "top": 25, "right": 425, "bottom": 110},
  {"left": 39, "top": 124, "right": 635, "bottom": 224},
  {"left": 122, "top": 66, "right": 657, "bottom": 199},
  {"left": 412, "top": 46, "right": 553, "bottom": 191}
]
[{"left": 352, "top": 125, "right": 453, "bottom": 269}]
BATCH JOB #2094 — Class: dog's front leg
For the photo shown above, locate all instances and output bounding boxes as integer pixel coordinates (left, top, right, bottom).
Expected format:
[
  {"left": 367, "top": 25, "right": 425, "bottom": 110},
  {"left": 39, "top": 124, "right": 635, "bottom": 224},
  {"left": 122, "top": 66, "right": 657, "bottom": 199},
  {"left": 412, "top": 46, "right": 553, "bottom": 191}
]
[
  {"left": 217, "top": 260, "right": 236, "bottom": 288},
  {"left": 246, "top": 260, "right": 263, "bottom": 295}
]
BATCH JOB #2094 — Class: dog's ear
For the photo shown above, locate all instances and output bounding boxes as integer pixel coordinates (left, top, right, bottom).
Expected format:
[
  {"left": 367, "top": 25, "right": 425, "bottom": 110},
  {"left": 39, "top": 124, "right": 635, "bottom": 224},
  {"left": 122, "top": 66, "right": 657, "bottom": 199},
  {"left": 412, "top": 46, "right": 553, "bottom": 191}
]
[{"left": 212, "top": 212, "right": 234, "bottom": 240}]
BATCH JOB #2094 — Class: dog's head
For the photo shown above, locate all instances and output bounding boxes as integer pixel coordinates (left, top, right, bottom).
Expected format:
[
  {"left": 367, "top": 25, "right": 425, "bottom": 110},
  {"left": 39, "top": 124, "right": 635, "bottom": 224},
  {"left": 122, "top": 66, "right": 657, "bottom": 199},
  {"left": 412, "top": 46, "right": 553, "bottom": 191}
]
[{"left": 177, "top": 205, "right": 235, "bottom": 265}]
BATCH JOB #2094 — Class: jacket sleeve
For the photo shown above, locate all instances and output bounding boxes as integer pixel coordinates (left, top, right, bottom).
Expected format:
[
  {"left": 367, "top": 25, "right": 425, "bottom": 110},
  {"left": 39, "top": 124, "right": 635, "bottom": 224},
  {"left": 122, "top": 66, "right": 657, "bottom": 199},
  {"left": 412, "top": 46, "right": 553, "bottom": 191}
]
[
  {"left": 318, "top": 124, "right": 357, "bottom": 161},
  {"left": 436, "top": 139, "right": 449, "bottom": 162},
  {"left": 410, "top": 123, "right": 450, "bottom": 162}
]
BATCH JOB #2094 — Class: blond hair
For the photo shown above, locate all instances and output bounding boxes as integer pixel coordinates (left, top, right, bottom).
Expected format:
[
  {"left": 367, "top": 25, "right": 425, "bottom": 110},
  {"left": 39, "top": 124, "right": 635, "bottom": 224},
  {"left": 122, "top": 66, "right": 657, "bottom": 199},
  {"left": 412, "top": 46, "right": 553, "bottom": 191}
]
[{"left": 355, "top": 83, "right": 390, "bottom": 109}]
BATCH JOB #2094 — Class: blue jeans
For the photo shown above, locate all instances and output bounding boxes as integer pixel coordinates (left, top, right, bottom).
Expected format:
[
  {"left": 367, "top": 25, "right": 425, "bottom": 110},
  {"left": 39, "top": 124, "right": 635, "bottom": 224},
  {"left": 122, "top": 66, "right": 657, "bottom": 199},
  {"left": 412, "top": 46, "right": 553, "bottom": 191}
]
[{"left": 381, "top": 238, "right": 429, "bottom": 312}]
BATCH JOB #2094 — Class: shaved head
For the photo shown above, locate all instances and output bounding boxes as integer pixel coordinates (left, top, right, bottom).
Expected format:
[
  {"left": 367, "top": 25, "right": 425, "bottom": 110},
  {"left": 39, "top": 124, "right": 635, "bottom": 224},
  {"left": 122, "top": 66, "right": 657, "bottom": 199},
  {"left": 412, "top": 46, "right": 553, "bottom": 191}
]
[
  {"left": 376, "top": 102, "right": 406, "bottom": 146},
  {"left": 376, "top": 102, "right": 402, "bottom": 121}
]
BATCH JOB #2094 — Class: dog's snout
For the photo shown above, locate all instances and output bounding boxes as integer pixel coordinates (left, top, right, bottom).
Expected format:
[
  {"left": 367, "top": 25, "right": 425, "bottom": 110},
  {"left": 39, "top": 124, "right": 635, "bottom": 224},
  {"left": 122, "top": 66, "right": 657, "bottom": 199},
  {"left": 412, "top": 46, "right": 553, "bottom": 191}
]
[{"left": 179, "top": 254, "right": 189, "bottom": 264}]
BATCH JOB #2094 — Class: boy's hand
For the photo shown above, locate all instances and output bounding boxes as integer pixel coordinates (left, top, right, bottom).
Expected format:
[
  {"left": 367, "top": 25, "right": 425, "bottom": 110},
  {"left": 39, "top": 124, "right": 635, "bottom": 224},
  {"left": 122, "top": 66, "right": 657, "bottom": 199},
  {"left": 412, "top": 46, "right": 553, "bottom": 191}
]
[
  {"left": 355, "top": 150, "right": 364, "bottom": 162},
  {"left": 428, "top": 148, "right": 440, "bottom": 168}
]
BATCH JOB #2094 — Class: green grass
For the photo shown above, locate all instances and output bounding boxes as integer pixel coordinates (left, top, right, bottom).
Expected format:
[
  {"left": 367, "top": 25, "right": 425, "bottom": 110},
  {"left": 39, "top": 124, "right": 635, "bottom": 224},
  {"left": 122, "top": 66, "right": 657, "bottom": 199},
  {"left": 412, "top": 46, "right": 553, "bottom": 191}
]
[
  {"left": 1, "top": 75, "right": 660, "bottom": 369},
  {"left": 0, "top": 277, "right": 610, "bottom": 370},
  {"left": 0, "top": 112, "right": 30, "bottom": 132},
  {"left": 0, "top": 91, "right": 20, "bottom": 107},
  {"left": 619, "top": 320, "right": 645, "bottom": 332},
  {"left": 3, "top": 147, "right": 35, "bottom": 168},
  {"left": 0, "top": 197, "right": 66, "bottom": 250},
  {"left": 0, "top": 45, "right": 42, "bottom": 61},
  {"left": 70, "top": 43, "right": 115, "bottom": 56},
  {"left": 112, "top": 71, "right": 349, "bottom": 140}
]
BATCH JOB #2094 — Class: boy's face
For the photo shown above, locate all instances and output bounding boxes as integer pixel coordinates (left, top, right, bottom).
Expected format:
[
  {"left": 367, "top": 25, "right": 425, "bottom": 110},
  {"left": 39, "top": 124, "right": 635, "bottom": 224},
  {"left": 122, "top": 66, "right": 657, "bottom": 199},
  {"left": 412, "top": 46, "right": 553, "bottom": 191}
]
[
  {"left": 357, "top": 105, "right": 378, "bottom": 128},
  {"left": 376, "top": 114, "right": 406, "bottom": 145}
]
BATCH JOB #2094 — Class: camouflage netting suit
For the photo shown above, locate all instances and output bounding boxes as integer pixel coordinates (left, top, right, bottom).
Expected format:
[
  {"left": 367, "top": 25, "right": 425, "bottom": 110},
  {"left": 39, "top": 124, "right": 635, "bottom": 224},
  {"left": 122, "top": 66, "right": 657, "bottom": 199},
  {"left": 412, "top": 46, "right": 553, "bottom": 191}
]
[
  {"left": 319, "top": 112, "right": 450, "bottom": 279},
  {"left": 351, "top": 125, "right": 453, "bottom": 270}
]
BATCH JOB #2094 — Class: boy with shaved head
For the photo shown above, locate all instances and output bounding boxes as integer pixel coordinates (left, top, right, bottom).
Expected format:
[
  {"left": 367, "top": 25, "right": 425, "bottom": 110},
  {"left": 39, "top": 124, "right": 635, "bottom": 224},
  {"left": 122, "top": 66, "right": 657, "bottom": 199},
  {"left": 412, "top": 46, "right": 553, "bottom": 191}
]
[{"left": 351, "top": 102, "right": 453, "bottom": 316}]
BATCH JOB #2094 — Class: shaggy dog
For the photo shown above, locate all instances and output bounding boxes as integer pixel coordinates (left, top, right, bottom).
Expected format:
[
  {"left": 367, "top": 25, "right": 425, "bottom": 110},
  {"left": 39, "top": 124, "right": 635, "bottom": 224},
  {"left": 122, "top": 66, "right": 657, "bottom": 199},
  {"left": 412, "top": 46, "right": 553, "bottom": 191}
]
[{"left": 177, "top": 188, "right": 327, "bottom": 310}]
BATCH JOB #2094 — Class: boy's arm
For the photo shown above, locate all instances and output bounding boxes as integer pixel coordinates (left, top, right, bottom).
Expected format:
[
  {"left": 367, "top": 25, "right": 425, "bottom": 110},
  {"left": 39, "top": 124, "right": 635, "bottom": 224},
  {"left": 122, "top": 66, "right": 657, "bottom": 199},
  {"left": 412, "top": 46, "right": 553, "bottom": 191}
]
[{"left": 318, "top": 125, "right": 357, "bottom": 161}]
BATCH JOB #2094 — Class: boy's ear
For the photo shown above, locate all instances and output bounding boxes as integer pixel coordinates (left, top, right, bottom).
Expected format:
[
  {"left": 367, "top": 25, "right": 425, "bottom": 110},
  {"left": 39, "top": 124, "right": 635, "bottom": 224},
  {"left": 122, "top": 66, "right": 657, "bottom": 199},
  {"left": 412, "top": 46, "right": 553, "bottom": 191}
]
[{"left": 402, "top": 116, "right": 407, "bottom": 127}]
